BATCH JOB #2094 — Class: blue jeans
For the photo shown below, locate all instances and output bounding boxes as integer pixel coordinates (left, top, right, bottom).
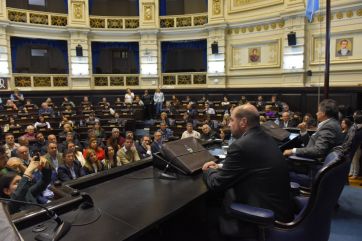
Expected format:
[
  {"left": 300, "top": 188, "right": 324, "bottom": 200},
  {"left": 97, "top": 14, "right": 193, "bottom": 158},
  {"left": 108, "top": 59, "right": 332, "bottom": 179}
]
[{"left": 155, "top": 102, "right": 163, "bottom": 116}]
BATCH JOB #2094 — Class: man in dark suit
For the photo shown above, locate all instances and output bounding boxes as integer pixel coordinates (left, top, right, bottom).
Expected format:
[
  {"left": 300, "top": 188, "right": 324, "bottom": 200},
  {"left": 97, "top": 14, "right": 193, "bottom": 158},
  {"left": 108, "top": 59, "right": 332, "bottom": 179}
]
[
  {"left": 283, "top": 99, "right": 343, "bottom": 159},
  {"left": 136, "top": 135, "right": 152, "bottom": 159},
  {"left": 203, "top": 104, "right": 293, "bottom": 239},
  {"left": 151, "top": 131, "right": 163, "bottom": 153},
  {"left": 58, "top": 150, "right": 86, "bottom": 182}
]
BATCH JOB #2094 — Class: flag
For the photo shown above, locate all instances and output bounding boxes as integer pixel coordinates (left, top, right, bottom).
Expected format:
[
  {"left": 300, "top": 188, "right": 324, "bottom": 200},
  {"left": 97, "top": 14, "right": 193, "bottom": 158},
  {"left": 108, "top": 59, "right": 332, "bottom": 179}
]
[{"left": 306, "top": 0, "right": 320, "bottom": 22}]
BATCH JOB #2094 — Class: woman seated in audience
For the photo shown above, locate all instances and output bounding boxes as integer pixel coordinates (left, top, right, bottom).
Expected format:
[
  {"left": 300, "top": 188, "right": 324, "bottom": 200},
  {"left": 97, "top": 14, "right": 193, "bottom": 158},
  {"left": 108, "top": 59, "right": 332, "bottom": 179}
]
[
  {"left": 83, "top": 137, "right": 105, "bottom": 161},
  {"left": 340, "top": 118, "right": 352, "bottom": 140},
  {"left": 108, "top": 112, "right": 124, "bottom": 126},
  {"left": 221, "top": 96, "right": 230, "bottom": 107},
  {"left": 21, "top": 125, "right": 37, "bottom": 142},
  {"left": 59, "top": 115, "right": 74, "bottom": 128},
  {"left": 219, "top": 128, "right": 232, "bottom": 145},
  {"left": 238, "top": 96, "right": 248, "bottom": 105},
  {"left": 59, "top": 123, "right": 79, "bottom": 141},
  {"left": 92, "top": 122, "right": 106, "bottom": 139},
  {"left": 81, "top": 96, "right": 92, "bottom": 107},
  {"left": 220, "top": 113, "right": 230, "bottom": 128},
  {"left": 3, "top": 116, "right": 21, "bottom": 132},
  {"left": 57, "top": 150, "right": 86, "bottom": 182},
  {"left": 85, "top": 112, "right": 100, "bottom": 126},
  {"left": 34, "top": 115, "right": 51, "bottom": 131},
  {"left": 133, "top": 95, "right": 144, "bottom": 106},
  {"left": 259, "top": 115, "right": 267, "bottom": 124},
  {"left": 5, "top": 99, "right": 18, "bottom": 110},
  {"left": 302, "top": 113, "right": 317, "bottom": 129},
  {"left": 102, "top": 146, "right": 118, "bottom": 170},
  {"left": 0, "top": 157, "right": 52, "bottom": 214},
  {"left": 83, "top": 150, "right": 103, "bottom": 174},
  {"left": 99, "top": 97, "right": 110, "bottom": 106},
  {"left": 160, "top": 112, "right": 173, "bottom": 126},
  {"left": 171, "top": 95, "right": 180, "bottom": 107}
]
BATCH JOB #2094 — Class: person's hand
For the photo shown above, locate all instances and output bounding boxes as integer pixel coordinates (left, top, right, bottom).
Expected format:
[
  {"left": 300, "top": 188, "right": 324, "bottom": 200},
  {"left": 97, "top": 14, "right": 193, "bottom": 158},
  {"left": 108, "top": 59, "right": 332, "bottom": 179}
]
[
  {"left": 298, "top": 122, "right": 307, "bottom": 132},
  {"left": 23, "top": 160, "right": 40, "bottom": 178},
  {"left": 39, "top": 156, "right": 49, "bottom": 169},
  {"left": 202, "top": 161, "right": 218, "bottom": 171},
  {"left": 146, "top": 145, "right": 151, "bottom": 151},
  {"left": 283, "top": 149, "right": 293, "bottom": 157}
]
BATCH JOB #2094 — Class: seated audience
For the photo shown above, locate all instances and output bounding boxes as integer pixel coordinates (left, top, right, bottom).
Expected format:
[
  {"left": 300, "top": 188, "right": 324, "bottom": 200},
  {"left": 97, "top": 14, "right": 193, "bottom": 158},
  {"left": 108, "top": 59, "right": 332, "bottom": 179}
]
[
  {"left": 57, "top": 150, "right": 86, "bottom": 182},
  {"left": 255, "top": 95, "right": 265, "bottom": 111},
  {"left": 24, "top": 99, "right": 38, "bottom": 109},
  {"left": 264, "top": 105, "right": 276, "bottom": 119},
  {"left": 277, "top": 111, "right": 297, "bottom": 128},
  {"left": 157, "top": 122, "right": 173, "bottom": 141},
  {"left": 136, "top": 135, "right": 152, "bottom": 159},
  {"left": 181, "top": 122, "right": 201, "bottom": 139},
  {"left": 3, "top": 116, "right": 21, "bottom": 133},
  {"left": 59, "top": 115, "right": 74, "bottom": 128},
  {"left": 302, "top": 113, "right": 317, "bottom": 129},
  {"left": 21, "top": 125, "right": 37, "bottom": 142},
  {"left": 85, "top": 112, "right": 100, "bottom": 126},
  {"left": 238, "top": 95, "right": 248, "bottom": 105},
  {"left": 117, "top": 137, "right": 140, "bottom": 165},
  {"left": 151, "top": 131, "right": 163, "bottom": 153},
  {"left": 93, "top": 122, "right": 106, "bottom": 139},
  {"left": 59, "top": 132, "right": 82, "bottom": 153},
  {"left": 349, "top": 110, "right": 362, "bottom": 179},
  {"left": 5, "top": 99, "right": 18, "bottom": 110},
  {"left": 200, "top": 124, "right": 217, "bottom": 141},
  {"left": 43, "top": 142, "right": 63, "bottom": 172},
  {"left": 38, "top": 102, "right": 54, "bottom": 117},
  {"left": 83, "top": 150, "right": 103, "bottom": 174},
  {"left": 0, "top": 157, "right": 52, "bottom": 214},
  {"left": 61, "top": 96, "right": 76, "bottom": 108},
  {"left": 83, "top": 138, "right": 105, "bottom": 161},
  {"left": 160, "top": 112, "right": 172, "bottom": 127},
  {"left": 219, "top": 128, "right": 232, "bottom": 146},
  {"left": 66, "top": 142, "right": 86, "bottom": 167},
  {"left": 34, "top": 115, "right": 51, "bottom": 130},
  {"left": 3, "top": 133, "right": 20, "bottom": 158},
  {"left": 340, "top": 118, "right": 352, "bottom": 140},
  {"left": 99, "top": 97, "right": 110, "bottom": 106},
  {"left": 31, "top": 133, "right": 47, "bottom": 155},
  {"left": 15, "top": 146, "right": 31, "bottom": 167},
  {"left": 204, "top": 103, "right": 216, "bottom": 115},
  {"left": 102, "top": 146, "right": 119, "bottom": 170},
  {"left": 10, "top": 88, "right": 25, "bottom": 106},
  {"left": 59, "top": 123, "right": 79, "bottom": 141},
  {"left": 221, "top": 96, "right": 230, "bottom": 107},
  {"left": 133, "top": 95, "right": 144, "bottom": 106}
]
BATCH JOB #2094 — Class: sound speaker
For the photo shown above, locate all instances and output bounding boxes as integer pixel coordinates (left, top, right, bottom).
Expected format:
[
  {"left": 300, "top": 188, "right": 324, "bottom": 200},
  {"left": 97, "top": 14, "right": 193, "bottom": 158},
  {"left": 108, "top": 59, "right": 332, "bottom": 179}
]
[
  {"left": 76, "top": 44, "right": 83, "bottom": 57},
  {"left": 287, "top": 32, "right": 297, "bottom": 46},
  {"left": 211, "top": 41, "right": 219, "bottom": 54},
  {"left": 307, "top": 70, "right": 313, "bottom": 76},
  {"left": 160, "top": 137, "right": 217, "bottom": 174}
]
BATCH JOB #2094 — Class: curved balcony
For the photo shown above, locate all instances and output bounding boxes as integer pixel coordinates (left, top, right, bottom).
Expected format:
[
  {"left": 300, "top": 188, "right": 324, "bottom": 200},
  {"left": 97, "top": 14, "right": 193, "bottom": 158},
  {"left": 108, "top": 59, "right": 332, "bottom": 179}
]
[
  {"left": 160, "top": 13, "right": 208, "bottom": 29},
  {"left": 12, "top": 74, "right": 69, "bottom": 88},
  {"left": 89, "top": 16, "right": 139, "bottom": 29},
  {"left": 162, "top": 72, "right": 207, "bottom": 86},
  {"left": 93, "top": 74, "right": 140, "bottom": 88},
  {"left": 7, "top": 8, "right": 67, "bottom": 27}
]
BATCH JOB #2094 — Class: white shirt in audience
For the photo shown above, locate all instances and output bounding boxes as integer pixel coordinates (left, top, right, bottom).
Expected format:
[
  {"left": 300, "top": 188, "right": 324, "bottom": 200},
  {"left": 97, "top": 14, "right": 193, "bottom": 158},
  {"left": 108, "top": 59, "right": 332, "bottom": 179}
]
[
  {"left": 124, "top": 93, "right": 134, "bottom": 104},
  {"left": 181, "top": 130, "right": 201, "bottom": 139}
]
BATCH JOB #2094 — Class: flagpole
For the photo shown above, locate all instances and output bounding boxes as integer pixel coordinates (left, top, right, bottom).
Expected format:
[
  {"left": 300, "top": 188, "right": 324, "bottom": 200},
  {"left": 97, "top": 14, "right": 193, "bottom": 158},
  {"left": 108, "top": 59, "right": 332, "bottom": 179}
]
[{"left": 324, "top": 0, "right": 331, "bottom": 99}]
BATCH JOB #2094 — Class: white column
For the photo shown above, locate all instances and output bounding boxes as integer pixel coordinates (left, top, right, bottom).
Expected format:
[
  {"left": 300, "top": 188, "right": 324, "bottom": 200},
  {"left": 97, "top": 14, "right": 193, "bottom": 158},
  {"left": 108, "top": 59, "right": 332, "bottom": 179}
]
[
  {"left": 140, "top": 32, "right": 159, "bottom": 88},
  {"left": 207, "top": 27, "right": 226, "bottom": 88}
]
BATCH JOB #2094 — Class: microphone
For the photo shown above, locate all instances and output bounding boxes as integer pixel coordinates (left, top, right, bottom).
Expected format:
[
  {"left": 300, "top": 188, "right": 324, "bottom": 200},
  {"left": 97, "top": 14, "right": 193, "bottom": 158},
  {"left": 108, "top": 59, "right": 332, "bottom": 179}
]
[{"left": 0, "top": 197, "right": 71, "bottom": 241}]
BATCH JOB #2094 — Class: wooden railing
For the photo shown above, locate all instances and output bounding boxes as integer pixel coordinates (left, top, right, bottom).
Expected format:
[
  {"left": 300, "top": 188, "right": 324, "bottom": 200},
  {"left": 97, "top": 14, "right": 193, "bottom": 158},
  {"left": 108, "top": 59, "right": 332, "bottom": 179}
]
[
  {"left": 161, "top": 72, "right": 207, "bottom": 86},
  {"left": 7, "top": 8, "right": 67, "bottom": 27},
  {"left": 93, "top": 74, "right": 140, "bottom": 87},
  {"left": 89, "top": 15, "right": 139, "bottom": 29},
  {"left": 160, "top": 13, "right": 208, "bottom": 28},
  {"left": 12, "top": 74, "right": 69, "bottom": 88}
]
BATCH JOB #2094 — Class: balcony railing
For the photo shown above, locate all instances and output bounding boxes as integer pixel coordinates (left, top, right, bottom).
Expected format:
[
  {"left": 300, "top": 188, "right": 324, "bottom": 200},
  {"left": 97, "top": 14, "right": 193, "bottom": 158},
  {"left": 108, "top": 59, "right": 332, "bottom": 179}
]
[
  {"left": 160, "top": 13, "right": 208, "bottom": 28},
  {"left": 7, "top": 8, "right": 67, "bottom": 27},
  {"left": 89, "top": 16, "right": 139, "bottom": 29},
  {"left": 13, "top": 74, "right": 69, "bottom": 88},
  {"left": 162, "top": 72, "right": 207, "bottom": 86},
  {"left": 93, "top": 74, "right": 140, "bottom": 87}
]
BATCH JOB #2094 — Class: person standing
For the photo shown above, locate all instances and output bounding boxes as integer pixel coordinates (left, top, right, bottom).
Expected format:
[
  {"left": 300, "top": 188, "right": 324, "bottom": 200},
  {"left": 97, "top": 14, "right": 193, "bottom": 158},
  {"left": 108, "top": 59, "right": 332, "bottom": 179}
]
[
  {"left": 142, "top": 90, "right": 153, "bottom": 119},
  {"left": 153, "top": 88, "right": 164, "bottom": 117},
  {"left": 124, "top": 88, "right": 135, "bottom": 105}
]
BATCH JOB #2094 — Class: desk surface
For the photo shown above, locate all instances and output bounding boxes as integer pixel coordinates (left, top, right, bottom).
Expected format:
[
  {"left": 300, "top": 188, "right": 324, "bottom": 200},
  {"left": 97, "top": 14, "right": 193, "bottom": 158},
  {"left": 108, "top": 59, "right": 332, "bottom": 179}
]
[{"left": 18, "top": 166, "right": 208, "bottom": 241}]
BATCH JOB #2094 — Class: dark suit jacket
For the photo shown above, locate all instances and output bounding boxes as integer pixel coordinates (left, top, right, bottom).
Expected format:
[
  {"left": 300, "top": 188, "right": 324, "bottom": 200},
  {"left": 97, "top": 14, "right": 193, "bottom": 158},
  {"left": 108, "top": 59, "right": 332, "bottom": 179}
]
[
  {"left": 296, "top": 118, "right": 343, "bottom": 158},
  {"left": 203, "top": 126, "right": 294, "bottom": 223},
  {"left": 57, "top": 160, "right": 86, "bottom": 182},
  {"left": 278, "top": 120, "right": 297, "bottom": 128},
  {"left": 136, "top": 143, "right": 152, "bottom": 159}
]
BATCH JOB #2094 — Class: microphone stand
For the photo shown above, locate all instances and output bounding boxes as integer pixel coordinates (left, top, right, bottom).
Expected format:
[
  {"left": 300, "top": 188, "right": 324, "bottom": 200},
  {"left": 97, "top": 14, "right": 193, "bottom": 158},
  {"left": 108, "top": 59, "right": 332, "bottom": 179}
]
[{"left": 0, "top": 197, "right": 71, "bottom": 241}]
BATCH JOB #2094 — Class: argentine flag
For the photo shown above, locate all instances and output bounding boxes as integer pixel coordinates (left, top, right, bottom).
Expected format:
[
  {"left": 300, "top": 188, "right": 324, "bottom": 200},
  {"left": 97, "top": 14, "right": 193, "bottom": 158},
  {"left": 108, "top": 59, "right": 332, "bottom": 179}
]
[{"left": 306, "top": 0, "right": 320, "bottom": 22}]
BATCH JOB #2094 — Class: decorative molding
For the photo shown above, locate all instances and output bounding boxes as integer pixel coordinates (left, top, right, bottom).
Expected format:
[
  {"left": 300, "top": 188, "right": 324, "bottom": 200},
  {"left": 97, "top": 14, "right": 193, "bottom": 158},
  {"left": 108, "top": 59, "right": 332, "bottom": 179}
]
[
  {"left": 227, "top": 20, "right": 285, "bottom": 34},
  {"left": 161, "top": 73, "right": 207, "bottom": 86},
  {"left": 160, "top": 13, "right": 208, "bottom": 28},
  {"left": 228, "top": 0, "right": 284, "bottom": 14}
]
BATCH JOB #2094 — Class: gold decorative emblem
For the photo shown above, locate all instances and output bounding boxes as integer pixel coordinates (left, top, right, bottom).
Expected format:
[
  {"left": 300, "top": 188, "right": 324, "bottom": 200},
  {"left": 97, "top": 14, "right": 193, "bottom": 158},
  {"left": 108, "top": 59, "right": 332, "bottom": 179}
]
[
  {"left": 144, "top": 5, "right": 153, "bottom": 21},
  {"left": 73, "top": 3, "right": 83, "bottom": 20},
  {"left": 213, "top": 0, "right": 221, "bottom": 15}
]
